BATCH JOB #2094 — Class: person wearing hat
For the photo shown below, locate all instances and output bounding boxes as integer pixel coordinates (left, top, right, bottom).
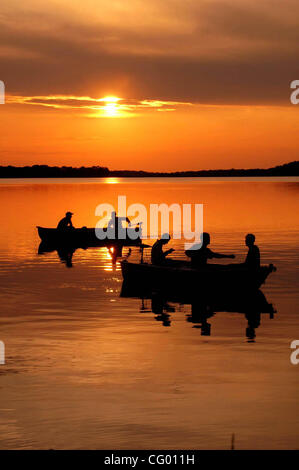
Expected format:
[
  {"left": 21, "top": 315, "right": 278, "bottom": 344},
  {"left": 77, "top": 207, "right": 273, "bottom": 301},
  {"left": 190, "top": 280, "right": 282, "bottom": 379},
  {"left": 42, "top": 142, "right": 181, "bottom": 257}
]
[{"left": 57, "top": 211, "right": 75, "bottom": 231}]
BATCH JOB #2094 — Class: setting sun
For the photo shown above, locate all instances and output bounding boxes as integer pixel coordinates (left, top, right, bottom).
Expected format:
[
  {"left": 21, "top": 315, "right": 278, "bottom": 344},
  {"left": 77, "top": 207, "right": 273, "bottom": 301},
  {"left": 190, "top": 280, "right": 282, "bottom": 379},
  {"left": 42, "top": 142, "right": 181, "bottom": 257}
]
[
  {"left": 100, "top": 96, "right": 121, "bottom": 117},
  {"left": 104, "top": 102, "right": 118, "bottom": 117},
  {"left": 101, "top": 96, "right": 120, "bottom": 103}
]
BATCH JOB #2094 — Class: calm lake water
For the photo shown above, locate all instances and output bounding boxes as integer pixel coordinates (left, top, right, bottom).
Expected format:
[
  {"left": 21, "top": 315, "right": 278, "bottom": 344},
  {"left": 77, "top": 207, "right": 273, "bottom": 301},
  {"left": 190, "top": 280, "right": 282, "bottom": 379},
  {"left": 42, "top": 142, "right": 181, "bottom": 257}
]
[{"left": 0, "top": 177, "right": 298, "bottom": 449}]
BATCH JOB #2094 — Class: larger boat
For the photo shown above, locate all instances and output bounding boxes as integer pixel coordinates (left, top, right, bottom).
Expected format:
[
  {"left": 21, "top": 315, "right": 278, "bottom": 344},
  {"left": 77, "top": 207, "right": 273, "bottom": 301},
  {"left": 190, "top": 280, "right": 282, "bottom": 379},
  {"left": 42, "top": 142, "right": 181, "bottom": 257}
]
[{"left": 121, "top": 259, "right": 276, "bottom": 293}]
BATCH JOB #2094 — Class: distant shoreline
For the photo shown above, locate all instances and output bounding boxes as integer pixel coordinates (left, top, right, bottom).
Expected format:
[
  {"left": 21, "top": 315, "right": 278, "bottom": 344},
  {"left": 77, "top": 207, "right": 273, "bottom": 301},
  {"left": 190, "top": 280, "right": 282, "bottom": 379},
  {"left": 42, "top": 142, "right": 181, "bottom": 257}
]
[{"left": 0, "top": 161, "right": 298, "bottom": 178}]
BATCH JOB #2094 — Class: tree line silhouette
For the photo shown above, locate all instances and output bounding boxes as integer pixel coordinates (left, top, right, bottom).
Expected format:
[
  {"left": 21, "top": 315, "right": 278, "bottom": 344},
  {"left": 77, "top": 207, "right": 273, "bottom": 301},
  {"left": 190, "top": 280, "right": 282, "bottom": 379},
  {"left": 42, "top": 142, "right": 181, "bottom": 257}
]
[{"left": 0, "top": 161, "right": 298, "bottom": 178}]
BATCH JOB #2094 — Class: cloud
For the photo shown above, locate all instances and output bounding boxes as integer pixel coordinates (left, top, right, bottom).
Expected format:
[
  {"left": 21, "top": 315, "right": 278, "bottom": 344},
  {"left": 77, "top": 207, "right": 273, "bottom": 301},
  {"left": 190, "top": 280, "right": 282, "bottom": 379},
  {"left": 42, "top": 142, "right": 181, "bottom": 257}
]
[
  {"left": 0, "top": 0, "right": 298, "bottom": 105},
  {"left": 6, "top": 94, "right": 192, "bottom": 117}
]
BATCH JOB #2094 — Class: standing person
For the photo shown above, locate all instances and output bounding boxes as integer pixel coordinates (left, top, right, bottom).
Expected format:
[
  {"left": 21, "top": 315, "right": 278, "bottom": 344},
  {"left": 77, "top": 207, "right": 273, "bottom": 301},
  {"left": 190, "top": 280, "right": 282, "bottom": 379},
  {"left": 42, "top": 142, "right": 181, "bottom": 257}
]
[
  {"left": 244, "top": 233, "right": 260, "bottom": 269},
  {"left": 185, "top": 232, "right": 235, "bottom": 268},
  {"left": 57, "top": 211, "right": 74, "bottom": 231},
  {"left": 107, "top": 211, "right": 131, "bottom": 239},
  {"left": 151, "top": 233, "right": 174, "bottom": 265}
]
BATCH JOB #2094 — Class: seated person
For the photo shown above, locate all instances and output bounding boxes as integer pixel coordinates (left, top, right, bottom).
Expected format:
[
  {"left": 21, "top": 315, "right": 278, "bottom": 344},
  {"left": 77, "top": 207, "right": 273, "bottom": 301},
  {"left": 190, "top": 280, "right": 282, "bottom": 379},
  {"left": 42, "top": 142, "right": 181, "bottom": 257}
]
[
  {"left": 185, "top": 232, "right": 235, "bottom": 268},
  {"left": 57, "top": 211, "right": 74, "bottom": 230},
  {"left": 244, "top": 233, "right": 260, "bottom": 269},
  {"left": 151, "top": 233, "right": 174, "bottom": 265}
]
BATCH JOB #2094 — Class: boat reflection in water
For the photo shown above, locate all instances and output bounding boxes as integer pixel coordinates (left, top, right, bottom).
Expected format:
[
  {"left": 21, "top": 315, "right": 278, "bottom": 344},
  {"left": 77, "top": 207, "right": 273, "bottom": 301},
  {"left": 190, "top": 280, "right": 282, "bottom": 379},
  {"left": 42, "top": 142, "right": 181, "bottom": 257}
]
[
  {"left": 38, "top": 241, "right": 126, "bottom": 267},
  {"left": 120, "top": 279, "right": 276, "bottom": 342},
  {"left": 38, "top": 239, "right": 276, "bottom": 341}
]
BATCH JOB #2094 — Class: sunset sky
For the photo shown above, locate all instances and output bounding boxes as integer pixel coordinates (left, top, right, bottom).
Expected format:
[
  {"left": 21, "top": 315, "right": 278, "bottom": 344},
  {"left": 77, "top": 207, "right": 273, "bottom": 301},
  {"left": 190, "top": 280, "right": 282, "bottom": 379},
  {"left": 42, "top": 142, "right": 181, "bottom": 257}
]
[{"left": 0, "top": 0, "right": 299, "bottom": 170}]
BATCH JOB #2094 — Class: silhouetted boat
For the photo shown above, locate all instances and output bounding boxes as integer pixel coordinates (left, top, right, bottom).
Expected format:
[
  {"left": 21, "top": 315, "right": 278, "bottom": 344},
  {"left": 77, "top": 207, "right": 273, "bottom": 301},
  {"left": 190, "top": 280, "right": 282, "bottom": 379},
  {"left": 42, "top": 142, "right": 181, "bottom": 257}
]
[
  {"left": 121, "top": 260, "right": 276, "bottom": 292},
  {"left": 37, "top": 226, "right": 142, "bottom": 247}
]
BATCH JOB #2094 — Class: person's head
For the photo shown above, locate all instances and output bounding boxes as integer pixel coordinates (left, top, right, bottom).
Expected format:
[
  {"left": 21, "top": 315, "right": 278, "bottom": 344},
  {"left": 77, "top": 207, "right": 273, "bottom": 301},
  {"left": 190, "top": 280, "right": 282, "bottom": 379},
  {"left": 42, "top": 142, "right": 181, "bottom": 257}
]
[
  {"left": 160, "top": 233, "right": 171, "bottom": 245},
  {"left": 65, "top": 211, "right": 73, "bottom": 220},
  {"left": 202, "top": 232, "right": 210, "bottom": 247},
  {"left": 245, "top": 233, "right": 255, "bottom": 247}
]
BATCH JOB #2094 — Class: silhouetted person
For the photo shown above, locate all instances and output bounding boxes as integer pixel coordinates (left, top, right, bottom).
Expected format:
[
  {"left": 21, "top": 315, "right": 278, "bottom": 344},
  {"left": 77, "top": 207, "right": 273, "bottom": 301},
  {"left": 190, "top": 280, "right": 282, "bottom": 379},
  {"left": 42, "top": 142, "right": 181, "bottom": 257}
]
[
  {"left": 151, "top": 233, "right": 174, "bottom": 265},
  {"left": 244, "top": 233, "right": 260, "bottom": 269},
  {"left": 57, "top": 211, "right": 74, "bottom": 231},
  {"left": 185, "top": 232, "right": 235, "bottom": 268},
  {"left": 108, "top": 211, "right": 131, "bottom": 239}
]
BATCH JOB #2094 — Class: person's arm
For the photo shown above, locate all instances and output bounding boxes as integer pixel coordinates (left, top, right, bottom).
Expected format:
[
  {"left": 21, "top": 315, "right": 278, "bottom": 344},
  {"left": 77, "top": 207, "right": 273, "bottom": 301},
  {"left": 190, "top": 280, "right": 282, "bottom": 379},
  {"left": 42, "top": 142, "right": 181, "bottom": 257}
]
[{"left": 164, "top": 248, "right": 175, "bottom": 258}]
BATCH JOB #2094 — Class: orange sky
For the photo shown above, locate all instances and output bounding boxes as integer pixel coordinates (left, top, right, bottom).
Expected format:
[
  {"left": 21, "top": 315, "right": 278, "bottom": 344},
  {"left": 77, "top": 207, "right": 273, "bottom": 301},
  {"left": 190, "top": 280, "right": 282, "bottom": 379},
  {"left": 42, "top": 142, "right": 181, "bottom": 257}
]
[{"left": 0, "top": 0, "right": 299, "bottom": 170}]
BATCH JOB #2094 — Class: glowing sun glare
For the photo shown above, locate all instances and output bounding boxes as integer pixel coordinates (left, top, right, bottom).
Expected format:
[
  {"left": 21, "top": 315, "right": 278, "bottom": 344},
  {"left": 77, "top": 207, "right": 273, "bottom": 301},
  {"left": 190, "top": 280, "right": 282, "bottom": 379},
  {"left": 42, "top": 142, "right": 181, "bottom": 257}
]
[{"left": 101, "top": 96, "right": 121, "bottom": 117}]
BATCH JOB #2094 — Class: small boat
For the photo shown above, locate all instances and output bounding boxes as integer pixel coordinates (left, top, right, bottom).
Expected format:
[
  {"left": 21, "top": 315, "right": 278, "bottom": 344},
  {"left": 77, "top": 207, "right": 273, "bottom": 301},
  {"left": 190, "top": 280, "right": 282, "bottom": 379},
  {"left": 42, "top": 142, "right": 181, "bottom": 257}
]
[
  {"left": 121, "top": 260, "right": 276, "bottom": 293},
  {"left": 37, "top": 226, "right": 142, "bottom": 248}
]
